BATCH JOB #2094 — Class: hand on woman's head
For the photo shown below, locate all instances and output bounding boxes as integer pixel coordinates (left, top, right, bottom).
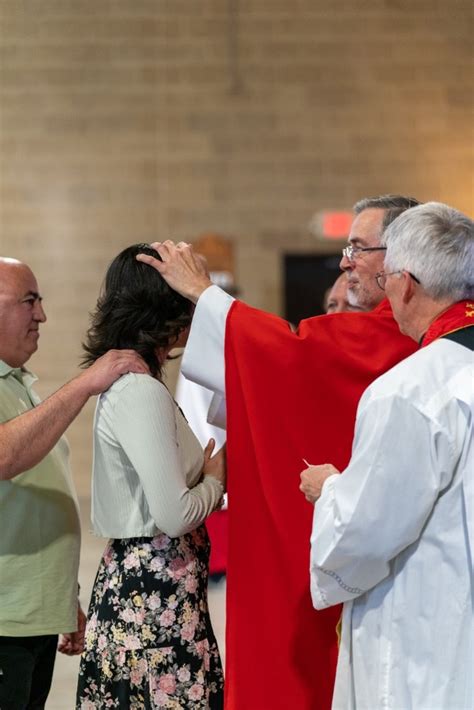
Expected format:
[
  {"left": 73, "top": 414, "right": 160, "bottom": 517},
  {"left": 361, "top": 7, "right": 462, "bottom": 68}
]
[{"left": 137, "top": 241, "right": 212, "bottom": 304}]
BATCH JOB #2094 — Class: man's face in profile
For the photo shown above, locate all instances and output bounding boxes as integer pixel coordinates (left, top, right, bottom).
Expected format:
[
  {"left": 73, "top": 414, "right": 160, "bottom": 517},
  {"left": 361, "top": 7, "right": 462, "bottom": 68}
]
[
  {"left": 0, "top": 262, "right": 47, "bottom": 368},
  {"left": 339, "top": 208, "right": 387, "bottom": 311},
  {"left": 325, "top": 273, "right": 365, "bottom": 314}
]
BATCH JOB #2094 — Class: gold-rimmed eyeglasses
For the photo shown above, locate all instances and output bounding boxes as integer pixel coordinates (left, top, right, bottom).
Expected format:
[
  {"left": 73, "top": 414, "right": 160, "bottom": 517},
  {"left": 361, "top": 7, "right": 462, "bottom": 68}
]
[{"left": 375, "top": 270, "right": 421, "bottom": 291}]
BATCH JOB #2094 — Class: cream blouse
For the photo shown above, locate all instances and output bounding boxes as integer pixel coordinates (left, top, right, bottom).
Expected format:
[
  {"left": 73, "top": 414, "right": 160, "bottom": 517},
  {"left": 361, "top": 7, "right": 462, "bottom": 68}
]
[{"left": 91, "top": 373, "right": 223, "bottom": 539}]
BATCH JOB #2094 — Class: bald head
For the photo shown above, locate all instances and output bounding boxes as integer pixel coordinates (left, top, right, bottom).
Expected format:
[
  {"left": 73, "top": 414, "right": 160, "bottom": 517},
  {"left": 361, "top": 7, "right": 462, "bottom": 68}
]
[
  {"left": 0, "top": 258, "right": 46, "bottom": 367},
  {"left": 0, "top": 256, "right": 22, "bottom": 267},
  {"left": 0, "top": 258, "right": 36, "bottom": 296},
  {"left": 0, "top": 257, "right": 26, "bottom": 283}
]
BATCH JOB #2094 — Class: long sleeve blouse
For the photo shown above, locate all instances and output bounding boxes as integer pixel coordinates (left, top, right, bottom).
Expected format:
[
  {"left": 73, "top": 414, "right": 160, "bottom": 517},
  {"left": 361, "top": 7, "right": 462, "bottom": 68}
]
[{"left": 91, "top": 373, "right": 224, "bottom": 539}]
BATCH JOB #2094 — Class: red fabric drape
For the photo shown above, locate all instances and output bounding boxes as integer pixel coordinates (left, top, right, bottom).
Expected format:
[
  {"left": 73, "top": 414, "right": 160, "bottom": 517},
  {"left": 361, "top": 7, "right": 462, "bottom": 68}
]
[
  {"left": 207, "top": 509, "right": 228, "bottom": 575},
  {"left": 223, "top": 299, "right": 418, "bottom": 710}
]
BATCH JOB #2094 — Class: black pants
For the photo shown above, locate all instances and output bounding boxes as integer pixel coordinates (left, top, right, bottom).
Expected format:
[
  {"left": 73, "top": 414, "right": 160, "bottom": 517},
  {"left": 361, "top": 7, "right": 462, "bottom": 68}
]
[{"left": 0, "top": 635, "right": 57, "bottom": 710}]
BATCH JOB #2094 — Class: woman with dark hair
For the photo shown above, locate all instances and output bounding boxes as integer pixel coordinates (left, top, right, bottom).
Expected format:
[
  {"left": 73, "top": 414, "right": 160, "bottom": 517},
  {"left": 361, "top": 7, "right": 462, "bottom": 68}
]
[{"left": 76, "top": 245, "right": 225, "bottom": 709}]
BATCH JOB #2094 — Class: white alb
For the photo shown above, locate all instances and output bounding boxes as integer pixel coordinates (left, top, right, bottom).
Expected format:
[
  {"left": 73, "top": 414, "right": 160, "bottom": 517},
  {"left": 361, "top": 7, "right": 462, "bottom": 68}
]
[{"left": 311, "top": 337, "right": 473, "bottom": 710}]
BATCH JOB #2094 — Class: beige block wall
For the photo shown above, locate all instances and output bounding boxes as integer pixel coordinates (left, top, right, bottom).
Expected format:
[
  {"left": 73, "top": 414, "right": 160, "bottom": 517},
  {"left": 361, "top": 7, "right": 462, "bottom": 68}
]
[{"left": 0, "top": 0, "right": 472, "bottom": 495}]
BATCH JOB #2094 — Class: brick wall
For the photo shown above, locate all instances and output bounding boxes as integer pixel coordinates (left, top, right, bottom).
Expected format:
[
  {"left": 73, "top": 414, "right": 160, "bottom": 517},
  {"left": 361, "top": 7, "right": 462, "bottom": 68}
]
[{"left": 0, "top": 0, "right": 472, "bottom": 493}]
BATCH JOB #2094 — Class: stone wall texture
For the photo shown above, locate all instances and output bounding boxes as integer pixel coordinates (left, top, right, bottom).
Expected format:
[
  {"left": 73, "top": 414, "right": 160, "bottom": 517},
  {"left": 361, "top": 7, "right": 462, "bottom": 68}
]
[{"left": 1, "top": 0, "right": 472, "bottom": 493}]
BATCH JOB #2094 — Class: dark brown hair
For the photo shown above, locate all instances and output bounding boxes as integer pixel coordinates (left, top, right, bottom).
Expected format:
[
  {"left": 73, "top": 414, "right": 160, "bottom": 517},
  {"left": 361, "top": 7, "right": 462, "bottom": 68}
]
[{"left": 83, "top": 244, "right": 193, "bottom": 378}]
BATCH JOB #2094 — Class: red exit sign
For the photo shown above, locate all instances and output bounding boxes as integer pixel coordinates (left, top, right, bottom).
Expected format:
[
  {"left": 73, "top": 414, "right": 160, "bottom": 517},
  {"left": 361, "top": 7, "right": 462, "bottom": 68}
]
[
  {"left": 321, "top": 211, "right": 353, "bottom": 239},
  {"left": 308, "top": 210, "right": 353, "bottom": 239}
]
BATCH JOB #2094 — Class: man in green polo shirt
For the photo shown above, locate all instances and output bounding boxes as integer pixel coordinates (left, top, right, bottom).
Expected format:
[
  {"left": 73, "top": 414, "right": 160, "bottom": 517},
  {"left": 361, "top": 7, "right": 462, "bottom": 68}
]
[{"left": 0, "top": 257, "right": 148, "bottom": 708}]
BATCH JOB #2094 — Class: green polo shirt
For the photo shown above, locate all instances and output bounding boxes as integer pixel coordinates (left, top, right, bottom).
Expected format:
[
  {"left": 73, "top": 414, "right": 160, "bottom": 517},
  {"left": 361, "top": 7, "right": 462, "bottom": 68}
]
[{"left": 0, "top": 360, "right": 81, "bottom": 636}]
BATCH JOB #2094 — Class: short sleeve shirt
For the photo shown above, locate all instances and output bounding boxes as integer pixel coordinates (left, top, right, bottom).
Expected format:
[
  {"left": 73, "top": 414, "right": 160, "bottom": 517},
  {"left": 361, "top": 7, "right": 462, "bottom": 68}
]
[{"left": 0, "top": 361, "right": 81, "bottom": 636}]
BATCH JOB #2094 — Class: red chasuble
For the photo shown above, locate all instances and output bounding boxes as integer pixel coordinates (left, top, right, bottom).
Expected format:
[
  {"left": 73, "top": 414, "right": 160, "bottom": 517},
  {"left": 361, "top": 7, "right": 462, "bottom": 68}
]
[{"left": 223, "top": 299, "right": 418, "bottom": 710}]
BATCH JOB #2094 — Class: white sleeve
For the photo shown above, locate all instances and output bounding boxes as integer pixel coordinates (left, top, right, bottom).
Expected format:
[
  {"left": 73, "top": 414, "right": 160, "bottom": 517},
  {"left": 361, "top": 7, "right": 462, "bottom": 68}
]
[
  {"left": 181, "top": 284, "right": 235, "bottom": 395},
  {"left": 207, "top": 392, "right": 227, "bottom": 429},
  {"left": 310, "top": 394, "right": 454, "bottom": 609},
  {"left": 175, "top": 373, "right": 226, "bottom": 445},
  {"left": 112, "top": 376, "right": 223, "bottom": 538}
]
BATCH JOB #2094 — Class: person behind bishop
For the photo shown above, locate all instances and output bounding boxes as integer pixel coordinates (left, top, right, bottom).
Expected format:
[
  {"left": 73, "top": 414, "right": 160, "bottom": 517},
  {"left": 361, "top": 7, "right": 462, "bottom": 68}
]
[{"left": 300, "top": 201, "right": 473, "bottom": 710}]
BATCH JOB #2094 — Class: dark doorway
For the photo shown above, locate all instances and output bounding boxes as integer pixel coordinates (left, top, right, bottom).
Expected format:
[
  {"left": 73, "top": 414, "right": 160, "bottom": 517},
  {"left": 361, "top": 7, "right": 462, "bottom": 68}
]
[{"left": 284, "top": 253, "right": 342, "bottom": 324}]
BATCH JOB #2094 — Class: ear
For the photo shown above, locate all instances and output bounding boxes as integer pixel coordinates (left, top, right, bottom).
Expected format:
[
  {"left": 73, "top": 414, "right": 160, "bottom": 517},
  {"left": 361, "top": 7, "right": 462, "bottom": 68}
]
[{"left": 401, "top": 271, "right": 416, "bottom": 305}]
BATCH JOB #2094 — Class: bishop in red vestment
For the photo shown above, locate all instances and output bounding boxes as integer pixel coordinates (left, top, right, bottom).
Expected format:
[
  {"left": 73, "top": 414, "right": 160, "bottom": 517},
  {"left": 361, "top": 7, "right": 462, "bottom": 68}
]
[
  {"left": 136, "top": 194, "right": 422, "bottom": 709},
  {"left": 223, "top": 298, "right": 417, "bottom": 710}
]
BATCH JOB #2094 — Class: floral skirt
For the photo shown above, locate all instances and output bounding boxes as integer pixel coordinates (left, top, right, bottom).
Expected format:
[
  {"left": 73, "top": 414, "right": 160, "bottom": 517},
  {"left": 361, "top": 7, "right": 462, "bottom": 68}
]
[{"left": 76, "top": 526, "right": 224, "bottom": 709}]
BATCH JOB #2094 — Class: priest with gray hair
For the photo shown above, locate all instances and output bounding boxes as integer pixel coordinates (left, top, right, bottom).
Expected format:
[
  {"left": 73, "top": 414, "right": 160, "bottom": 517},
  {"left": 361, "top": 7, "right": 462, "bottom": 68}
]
[{"left": 300, "top": 201, "right": 473, "bottom": 710}]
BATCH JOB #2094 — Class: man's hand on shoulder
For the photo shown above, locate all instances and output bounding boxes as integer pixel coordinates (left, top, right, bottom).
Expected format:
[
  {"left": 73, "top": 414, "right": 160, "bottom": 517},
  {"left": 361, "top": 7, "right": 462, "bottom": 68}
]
[
  {"left": 77, "top": 349, "right": 150, "bottom": 397},
  {"left": 136, "top": 241, "right": 212, "bottom": 303},
  {"left": 299, "top": 463, "right": 340, "bottom": 504}
]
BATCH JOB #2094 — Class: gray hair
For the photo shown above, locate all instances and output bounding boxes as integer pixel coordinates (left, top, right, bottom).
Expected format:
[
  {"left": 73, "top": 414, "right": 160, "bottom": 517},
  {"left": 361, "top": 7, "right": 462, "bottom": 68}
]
[
  {"left": 354, "top": 194, "right": 421, "bottom": 231},
  {"left": 382, "top": 201, "right": 474, "bottom": 301}
]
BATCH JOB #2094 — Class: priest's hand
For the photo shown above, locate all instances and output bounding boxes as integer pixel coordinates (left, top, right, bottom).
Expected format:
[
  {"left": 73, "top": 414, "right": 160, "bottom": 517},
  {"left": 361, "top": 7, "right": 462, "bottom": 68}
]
[
  {"left": 136, "top": 241, "right": 212, "bottom": 304},
  {"left": 299, "top": 463, "right": 340, "bottom": 504}
]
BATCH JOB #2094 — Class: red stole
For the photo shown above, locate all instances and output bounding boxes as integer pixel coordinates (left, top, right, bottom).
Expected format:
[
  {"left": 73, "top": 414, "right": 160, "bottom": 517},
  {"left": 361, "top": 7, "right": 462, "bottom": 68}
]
[
  {"left": 422, "top": 300, "right": 474, "bottom": 347},
  {"left": 223, "top": 299, "right": 417, "bottom": 710}
]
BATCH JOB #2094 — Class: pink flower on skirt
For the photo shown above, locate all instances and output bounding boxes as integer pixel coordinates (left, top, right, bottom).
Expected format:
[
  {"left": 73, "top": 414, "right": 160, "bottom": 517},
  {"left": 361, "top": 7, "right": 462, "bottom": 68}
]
[
  {"left": 153, "top": 689, "right": 169, "bottom": 705},
  {"left": 168, "top": 558, "right": 187, "bottom": 579},
  {"left": 159, "top": 673, "right": 177, "bottom": 693},
  {"left": 134, "top": 608, "right": 146, "bottom": 625},
  {"left": 119, "top": 607, "right": 136, "bottom": 623},
  {"left": 130, "top": 667, "right": 145, "bottom": 687},
  {"left": 188, "top": 683, "right": 204, "bottom": 701},
  {"left": 177, "top": 666, "right": 191, "bottom": 682},
  {"left": 184, "top": 576, "right": 198, "bottom": 594},
  {"left": 152, "top": 535, "right": 170, "bottom": 550},
  {"left": 180, "top": 623, "right": 196, "bottom": 642},
  {"left": 147, "top": 593, "right": 161, "bottom": 610},
  {"left": 185, "top": 558, "right": 196, "bottom": 572},
  {"left": 115, "top": 648, "right": 126, "bottom": 667},
  {"left": 130, "top": 658, "right": 147, "bottom": 687},
  {"left": 150, "top": 557, "right": 165, "bottom": 572},
  {"left": 159, "top": 609, "right": 176, "bottom": 627},
  {"left": 79, "top": 700, "right": 96, "bottom": 710},
  {"left": 194, "top": 639, "right": 207, "bottom": 655},
  {"left": 124, "top": 634, "right": 141, "bottom": 650},
  {"left": 123, "top": 552, "right": 140, "bottom": 569}
]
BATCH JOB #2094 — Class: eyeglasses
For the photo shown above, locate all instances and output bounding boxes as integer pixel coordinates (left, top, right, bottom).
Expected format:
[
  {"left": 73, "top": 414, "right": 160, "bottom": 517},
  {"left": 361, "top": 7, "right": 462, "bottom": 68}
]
[
  {"left": 342, "top": 246, "right": 387, "bottom": 262},
  {"left": 375, "top": 270, "right": 421, "bottom": 291}
]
